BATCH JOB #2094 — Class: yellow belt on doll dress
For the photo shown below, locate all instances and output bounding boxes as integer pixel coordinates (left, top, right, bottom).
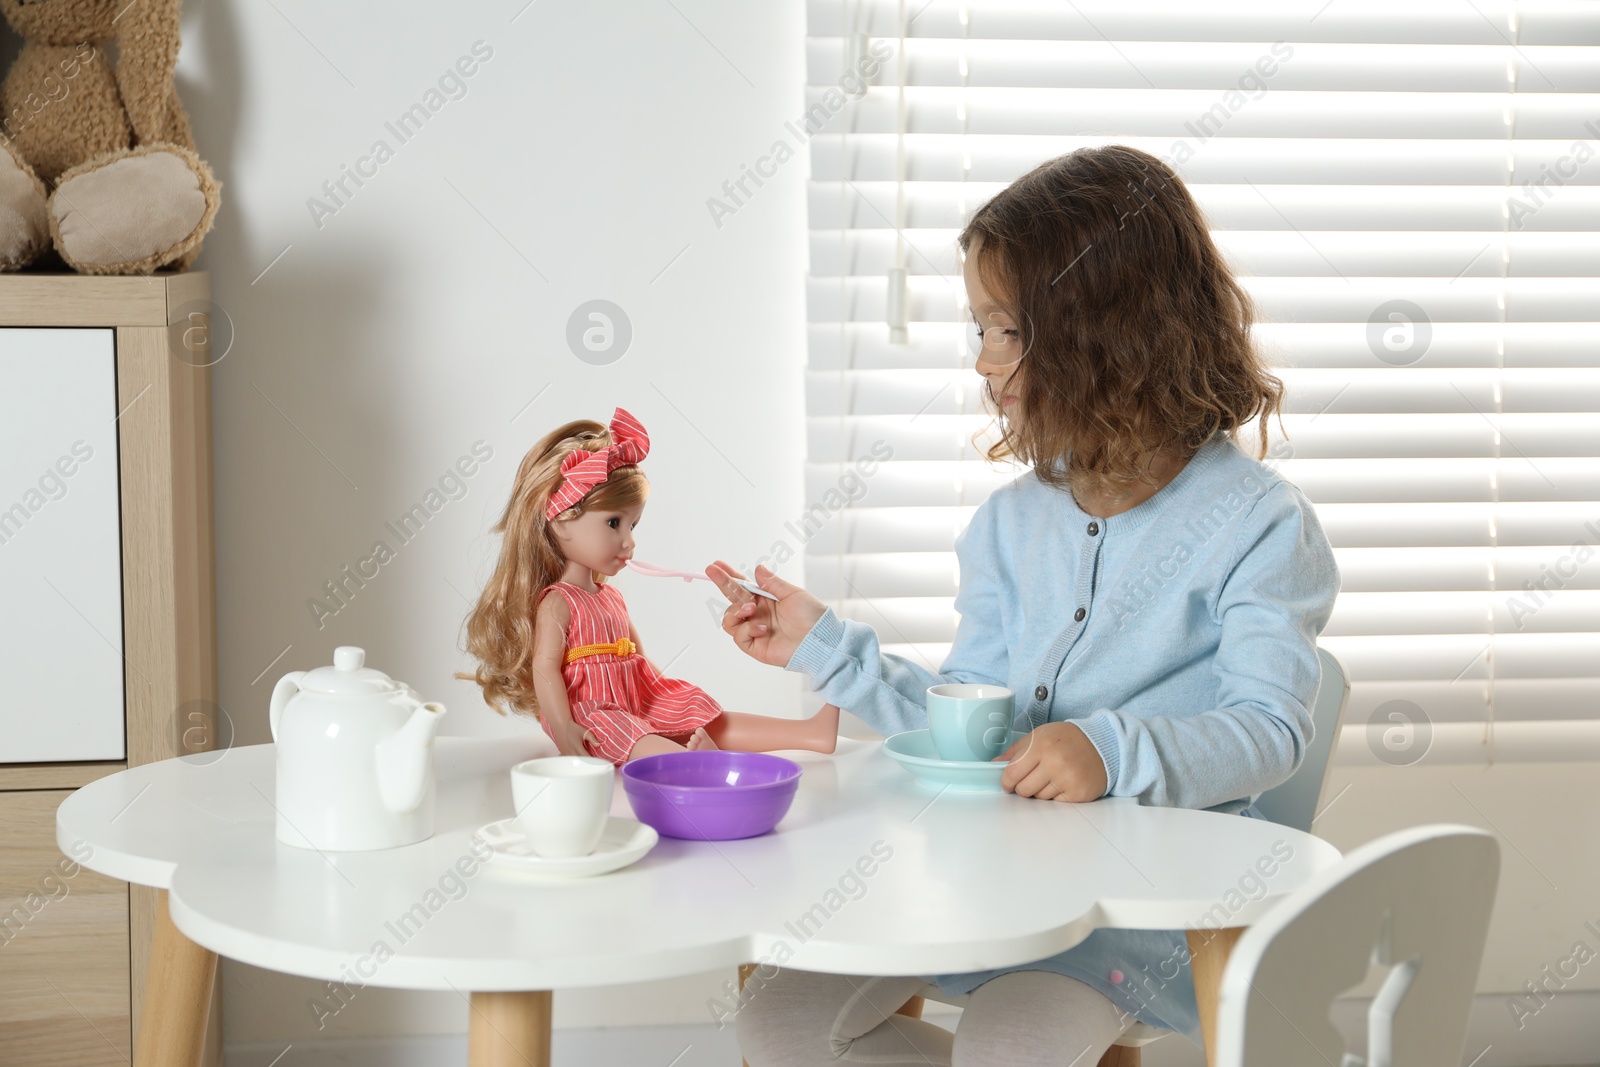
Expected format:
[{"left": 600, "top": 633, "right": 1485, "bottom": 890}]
[{"left": 565, "top": 637, "right": 636, "bottom": 663}]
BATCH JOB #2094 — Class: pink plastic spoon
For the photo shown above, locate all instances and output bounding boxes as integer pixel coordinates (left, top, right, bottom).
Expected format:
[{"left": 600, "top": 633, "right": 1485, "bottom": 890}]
[{"left": 624, "top": 558, "right": 779, "bottom": 600}]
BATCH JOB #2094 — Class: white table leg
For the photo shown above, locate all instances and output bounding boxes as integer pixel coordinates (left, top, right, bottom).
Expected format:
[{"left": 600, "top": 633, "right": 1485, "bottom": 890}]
[
  {"left": 134, "top": 889, "right": 218, "bottom": 1067},
  {"left": 468, "top": 990, "right": 552, "bottom": 1067}
]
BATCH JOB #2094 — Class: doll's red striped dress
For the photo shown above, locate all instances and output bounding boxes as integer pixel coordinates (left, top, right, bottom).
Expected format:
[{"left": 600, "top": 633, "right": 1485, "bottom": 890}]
[{"left": 534, "top": 580, "right": 723, "bottom": 764}]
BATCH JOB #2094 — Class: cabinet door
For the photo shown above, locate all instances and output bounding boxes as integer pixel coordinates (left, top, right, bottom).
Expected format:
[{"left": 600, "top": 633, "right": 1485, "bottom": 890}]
[
  {"left": 0, "top": 329, "right": 125, "bottom": 761},
  {"left": 0, "top": 789, "right": 131, "bottom": 1063}
]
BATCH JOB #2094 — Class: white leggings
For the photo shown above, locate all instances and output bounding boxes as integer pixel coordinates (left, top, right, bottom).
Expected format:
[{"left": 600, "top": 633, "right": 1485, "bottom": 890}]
[{"left": 735, "top": 968, "right": 1132, "bottom": 1067}]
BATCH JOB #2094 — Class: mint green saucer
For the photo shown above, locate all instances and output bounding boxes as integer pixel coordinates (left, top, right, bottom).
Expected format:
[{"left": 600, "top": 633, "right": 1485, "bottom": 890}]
[{"left": 882, "top": 729, "right": 1017, "bottom": 793}]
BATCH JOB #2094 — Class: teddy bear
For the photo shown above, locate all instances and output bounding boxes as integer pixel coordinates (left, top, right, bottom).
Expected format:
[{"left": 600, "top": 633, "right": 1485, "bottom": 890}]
[{"left": 0, "top": 0, "right": 220, "bottom": 274}]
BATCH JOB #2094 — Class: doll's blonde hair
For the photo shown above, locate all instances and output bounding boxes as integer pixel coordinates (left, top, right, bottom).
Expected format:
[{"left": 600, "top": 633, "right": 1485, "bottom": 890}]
[{"left": 457, "top": 418, "right": 649, "bottom": 719}]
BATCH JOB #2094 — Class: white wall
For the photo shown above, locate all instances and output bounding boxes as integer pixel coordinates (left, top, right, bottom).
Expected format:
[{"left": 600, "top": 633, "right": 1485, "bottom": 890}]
[
  {"left": 177, "top": 0, "right": 1600, "bottom": 1054},
  {"left": 181, "top": 0, "right": 812, "bottom": 1042}
]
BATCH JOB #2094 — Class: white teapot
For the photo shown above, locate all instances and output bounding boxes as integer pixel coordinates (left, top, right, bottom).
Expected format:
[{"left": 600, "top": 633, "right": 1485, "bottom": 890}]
[{"left": 269, "top": 646, "right": 446, "bottom": 851}]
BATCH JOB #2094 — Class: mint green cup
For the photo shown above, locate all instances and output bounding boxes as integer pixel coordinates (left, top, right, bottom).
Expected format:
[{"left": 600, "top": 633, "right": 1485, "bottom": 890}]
[{"left": 926, "top": 683, "right": 1014, "bottom": 762}]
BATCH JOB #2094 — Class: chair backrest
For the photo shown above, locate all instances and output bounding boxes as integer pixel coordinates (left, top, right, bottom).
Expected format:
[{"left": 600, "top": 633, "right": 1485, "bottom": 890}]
[
  {"left": 1215, "top": 825, "right": 1499, "bottom": 1067},
  {"left": 1252, "top": 646, "right": 1349, "bottom": 833}
]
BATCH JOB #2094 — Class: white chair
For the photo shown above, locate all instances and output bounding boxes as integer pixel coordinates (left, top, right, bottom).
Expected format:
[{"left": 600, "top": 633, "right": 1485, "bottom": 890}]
[
  {"left": 1251, "top": 647, "right": 1351, "bottom": 834},
  {"left": 1214, "top": 824, "right": 1499, "bottom": 1066},
  {"left": 897, "top": 647, "right": 1352, "bottom": 1066}
]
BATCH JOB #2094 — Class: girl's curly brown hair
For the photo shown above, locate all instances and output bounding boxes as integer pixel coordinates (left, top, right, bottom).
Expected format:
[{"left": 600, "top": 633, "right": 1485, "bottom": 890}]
[
  {"left": 456, "top": 418, "right": 648, "bottom": 719},
  {"left": 960, "top": 144, "right": 1282, "bottom": 502}
]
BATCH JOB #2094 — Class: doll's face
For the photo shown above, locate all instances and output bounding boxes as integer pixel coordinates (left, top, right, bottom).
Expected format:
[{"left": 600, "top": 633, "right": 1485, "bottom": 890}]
[{"left": 550, "top": 502, "right": 644, "bottom": 577}]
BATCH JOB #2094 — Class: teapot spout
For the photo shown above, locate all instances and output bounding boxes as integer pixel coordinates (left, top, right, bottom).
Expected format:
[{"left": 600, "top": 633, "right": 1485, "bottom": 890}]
[{"left": 375, "top": 700, "right": 446, "bottom": 814}]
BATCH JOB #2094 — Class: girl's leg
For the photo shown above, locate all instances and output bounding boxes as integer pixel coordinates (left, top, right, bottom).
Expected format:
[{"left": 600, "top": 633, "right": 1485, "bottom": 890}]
[
  {"left": 703, "top": 705, "right": 841, "bottom": 754},
  {"left": 950, "top": 971, "right": 1131, "bottom": 1067},
  {"left": 737, "top": 968, "right": 951, "bottom": 1067}
]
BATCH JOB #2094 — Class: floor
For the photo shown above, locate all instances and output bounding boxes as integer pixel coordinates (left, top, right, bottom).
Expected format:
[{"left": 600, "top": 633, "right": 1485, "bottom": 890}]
[
  {"left": 221, "top": 1009, "right": 1212, "bottom": 1067},
  {"left": 224, "top": 1024, "right": 745, "bottom": 1067},
  {"left": 223, "top": 1004, "right": 1600, "bottom": 1067},
  {"left": 219, "top": 1015, "right": 1207, "bottom": 1067}
]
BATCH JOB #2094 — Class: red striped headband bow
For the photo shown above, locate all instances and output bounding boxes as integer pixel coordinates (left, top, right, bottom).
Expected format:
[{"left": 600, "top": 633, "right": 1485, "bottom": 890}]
[{"left": 544, "top": 407, "right": 650, "bottom": 520}]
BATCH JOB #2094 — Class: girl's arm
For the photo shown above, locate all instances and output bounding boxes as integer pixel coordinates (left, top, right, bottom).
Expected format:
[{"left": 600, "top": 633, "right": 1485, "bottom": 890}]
[
  {"left": 530, "top": 592, "right": 590, "bottom": 757},
  {"left": 783, "top": 499, "right": 1010, "bottom": 738},
  {"left": 1075, "top": 482, "right": 1340, "bottom": 811}
]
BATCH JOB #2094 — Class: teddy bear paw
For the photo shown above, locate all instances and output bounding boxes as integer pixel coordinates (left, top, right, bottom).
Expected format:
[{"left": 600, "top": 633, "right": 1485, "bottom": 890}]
[
  {"left": 0, "top": 141, "right": 51, "bottom": 271},
  {"left": 50, "top": 146, "right": 219, "bottom": 274}
]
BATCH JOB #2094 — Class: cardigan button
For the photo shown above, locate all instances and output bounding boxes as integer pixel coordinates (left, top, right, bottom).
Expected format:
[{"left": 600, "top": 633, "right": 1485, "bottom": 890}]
[
  {"left": 1035, "top": 685, "right": 1049, "bottom": 701},
  {"left": 1074, "top": 607, "right": 1087, "bottom": 622},
  {"left": 1087, "top": 522, "right": 1099, "bottom": 536}
]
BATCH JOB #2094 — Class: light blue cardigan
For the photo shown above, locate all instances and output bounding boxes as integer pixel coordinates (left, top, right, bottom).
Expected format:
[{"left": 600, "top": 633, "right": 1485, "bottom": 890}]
[{"left": 784, "top": 433, "right": 1340, "bottom": 1041}]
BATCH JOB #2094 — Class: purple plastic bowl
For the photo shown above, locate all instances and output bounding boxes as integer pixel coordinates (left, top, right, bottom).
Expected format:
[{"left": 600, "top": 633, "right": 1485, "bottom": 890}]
[{"left": 621, "top": 751, "right": 803, "bottom": 841}]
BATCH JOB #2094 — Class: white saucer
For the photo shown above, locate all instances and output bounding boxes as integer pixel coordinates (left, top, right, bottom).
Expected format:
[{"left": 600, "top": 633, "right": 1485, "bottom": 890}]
[{"left": 473, "top": 815, "right": 658, "bottom": 879}]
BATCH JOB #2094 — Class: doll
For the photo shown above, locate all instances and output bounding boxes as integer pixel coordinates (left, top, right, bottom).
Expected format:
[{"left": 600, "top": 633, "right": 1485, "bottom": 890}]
[{"left": 459, "top": 407, "right": 840, "bottom": 765}]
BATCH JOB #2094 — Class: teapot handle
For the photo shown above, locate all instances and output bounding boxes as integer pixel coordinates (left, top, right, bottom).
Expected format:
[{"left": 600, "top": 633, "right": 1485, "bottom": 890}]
[{"left": 269, "top": 671, "right": 306, "bottom": 742}]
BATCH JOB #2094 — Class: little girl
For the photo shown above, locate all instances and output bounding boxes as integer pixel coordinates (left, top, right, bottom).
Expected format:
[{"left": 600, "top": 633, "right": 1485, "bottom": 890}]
[
  {"left": 710, "top": 145, "right": 1340, "bottom": 1065},
  {"left": 458, "top": 406, "right": 840, "bottom": 765}
]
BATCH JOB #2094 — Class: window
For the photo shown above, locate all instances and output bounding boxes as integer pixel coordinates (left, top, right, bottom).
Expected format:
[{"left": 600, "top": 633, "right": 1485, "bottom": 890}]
[{"left": 804, "top": 0, "right": 1600, "bottom": 765}]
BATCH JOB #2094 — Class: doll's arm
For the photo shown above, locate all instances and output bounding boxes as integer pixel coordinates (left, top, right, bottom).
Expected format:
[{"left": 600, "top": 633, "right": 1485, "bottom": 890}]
[
  {"left": 531, "top": 593, "right": 591, "bottom": 756},
  {"left": 625, "top": 617, "right": 660, "bottom": 671}
]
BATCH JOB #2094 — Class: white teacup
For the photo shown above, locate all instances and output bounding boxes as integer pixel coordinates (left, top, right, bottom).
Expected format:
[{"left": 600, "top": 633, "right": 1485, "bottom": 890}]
[{"left": 510, "top": 756, "right": 614, "bottom": 858}]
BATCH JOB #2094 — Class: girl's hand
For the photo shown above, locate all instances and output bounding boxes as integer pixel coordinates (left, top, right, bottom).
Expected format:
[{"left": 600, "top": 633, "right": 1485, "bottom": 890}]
[
  {"left": 994, "top": 722, "right": 1108, "bottom": 802},
  {"left": 705, "top": 560, "right": 827, "bottom": 669}
]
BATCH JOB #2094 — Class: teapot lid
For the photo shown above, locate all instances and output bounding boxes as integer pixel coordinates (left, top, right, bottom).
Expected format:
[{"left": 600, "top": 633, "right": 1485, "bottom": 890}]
[{"left": 299, "top": 647, "right": 401, "bottom": 695}]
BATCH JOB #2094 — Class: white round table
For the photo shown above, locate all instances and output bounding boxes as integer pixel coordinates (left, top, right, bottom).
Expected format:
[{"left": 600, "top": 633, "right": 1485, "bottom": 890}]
[{"left": 57, "top": 734, "right": 1340, "bottom": 1066}]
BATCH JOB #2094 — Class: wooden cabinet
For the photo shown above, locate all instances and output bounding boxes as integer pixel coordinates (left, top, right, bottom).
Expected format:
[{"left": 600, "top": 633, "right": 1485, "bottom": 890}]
[
  {"left": 0, "top": 788, "right": 131, "bottom": 1065},
  {"left": 0, "top": 273, "right": 221, "bottom": 1066}
]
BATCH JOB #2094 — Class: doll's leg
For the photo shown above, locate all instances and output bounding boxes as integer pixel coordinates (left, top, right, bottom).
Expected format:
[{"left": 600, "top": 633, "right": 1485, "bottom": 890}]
[
  {"left": 703, "top": 705, "right": 840, "bottom": 753},
  {"left": 627, "top": 733, "right": 692, "bottom": 759},
  {"left": 576, "top": 702, "right": 690, "bottom": 764},
  {"left": 658, "top": 726, "right": 720, "bottom": 752}
]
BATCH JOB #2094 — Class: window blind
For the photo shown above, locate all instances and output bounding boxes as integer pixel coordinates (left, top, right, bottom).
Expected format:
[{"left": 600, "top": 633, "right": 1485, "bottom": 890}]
[{"left": 802, "top": 0, "right": 1600, "bottom": 765}]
